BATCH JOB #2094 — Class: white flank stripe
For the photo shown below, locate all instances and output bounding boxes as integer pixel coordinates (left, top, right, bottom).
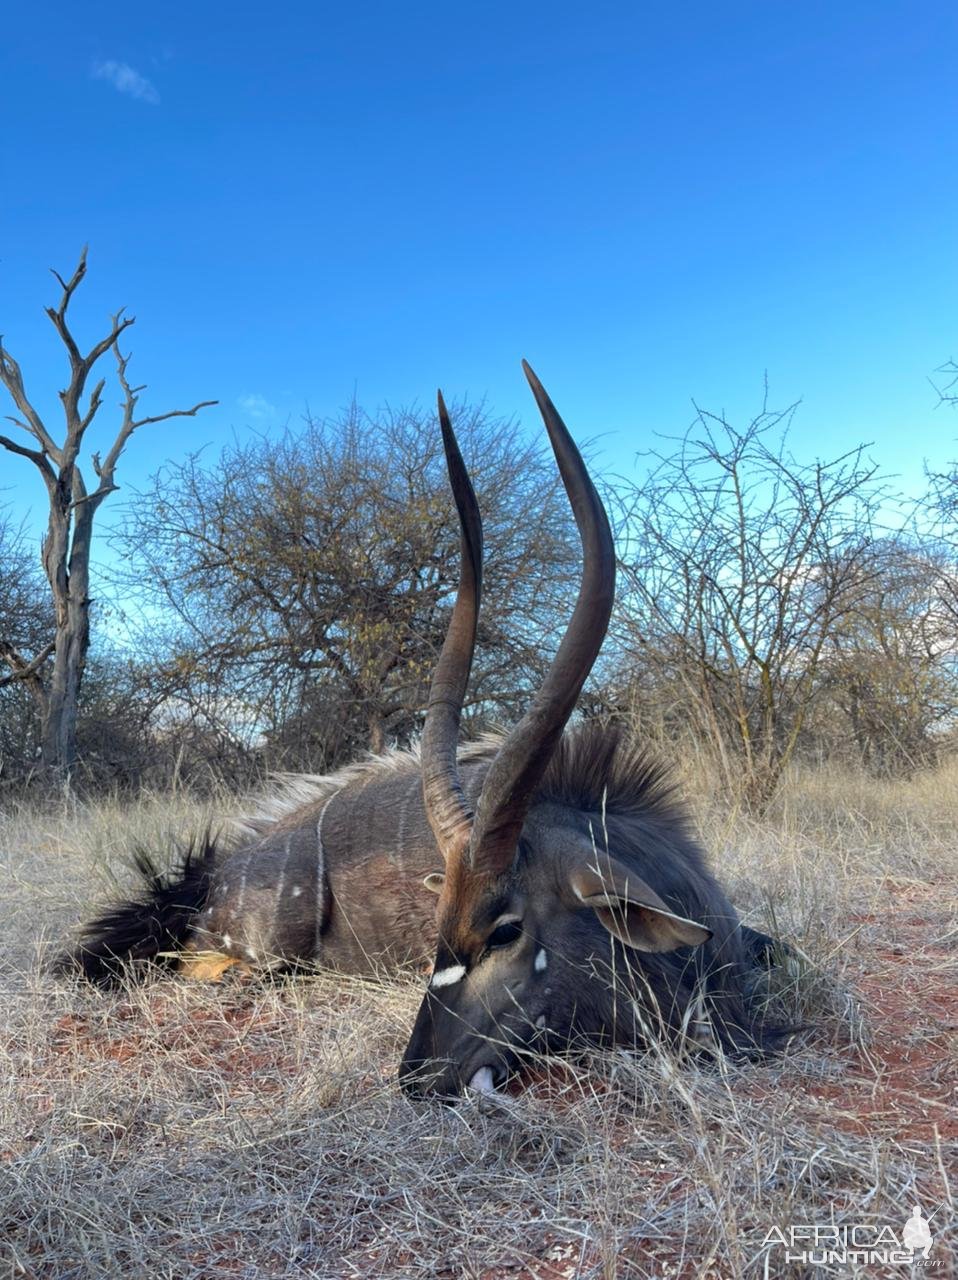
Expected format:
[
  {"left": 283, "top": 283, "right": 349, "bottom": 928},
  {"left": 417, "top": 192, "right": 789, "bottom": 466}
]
[
  {"left": 313, "top": 793, "right": 336, "bottom": 959},
  {"left": 430, "top": 964, "right": 466, "bottom": 989},
  {"left": 271, "top": 833, "right": 293, "bottom": 938},
  {"left": 396, "top": 775, "right": 418, "bottom": 862},
  {"left": 236, "top": 855, "right": 249, "bottom": 915}
]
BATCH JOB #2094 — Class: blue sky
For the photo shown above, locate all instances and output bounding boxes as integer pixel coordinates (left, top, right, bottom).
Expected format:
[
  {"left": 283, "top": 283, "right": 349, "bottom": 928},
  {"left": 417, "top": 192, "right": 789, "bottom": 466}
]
[{"left": 2, "top": 1, "right": 957, "bottom": 542}]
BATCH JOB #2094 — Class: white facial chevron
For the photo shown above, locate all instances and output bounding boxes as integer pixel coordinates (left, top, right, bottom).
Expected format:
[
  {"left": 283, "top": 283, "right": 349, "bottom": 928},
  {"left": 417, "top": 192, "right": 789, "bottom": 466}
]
[{"left": 430, "top": 964, "right": 466, "bottom": 989}]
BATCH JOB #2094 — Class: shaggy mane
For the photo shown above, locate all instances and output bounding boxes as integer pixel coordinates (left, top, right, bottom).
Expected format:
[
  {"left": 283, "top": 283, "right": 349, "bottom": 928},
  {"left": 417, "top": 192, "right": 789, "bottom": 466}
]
[
  {"left": 538, "top": 719, "right": 686, "bottom": 822},
  {"left": 238, "top": 721, "right": 681, "bottom": 839}
]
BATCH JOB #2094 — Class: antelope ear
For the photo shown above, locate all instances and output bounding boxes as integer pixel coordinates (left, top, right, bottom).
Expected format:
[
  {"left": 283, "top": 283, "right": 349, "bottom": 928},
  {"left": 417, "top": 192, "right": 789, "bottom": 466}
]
[
  {"left": 568, "top": 857, "right": 711, "bottom": 952},
  {"left": 423, "top": 872, "right": 446, "bottom": 895}
]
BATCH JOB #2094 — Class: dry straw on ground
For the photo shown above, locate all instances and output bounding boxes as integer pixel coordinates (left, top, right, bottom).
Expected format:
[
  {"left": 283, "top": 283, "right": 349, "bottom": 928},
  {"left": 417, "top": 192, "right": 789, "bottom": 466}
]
[{"left": 1, "top": 764, "right": 955, "bottom": 1279}]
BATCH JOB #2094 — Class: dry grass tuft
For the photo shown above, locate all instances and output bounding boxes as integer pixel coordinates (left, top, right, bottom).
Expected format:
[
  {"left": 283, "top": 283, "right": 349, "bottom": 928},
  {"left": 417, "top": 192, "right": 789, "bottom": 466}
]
[{"left": 1, "top": 763, "right": 955, "bottom": 1279}]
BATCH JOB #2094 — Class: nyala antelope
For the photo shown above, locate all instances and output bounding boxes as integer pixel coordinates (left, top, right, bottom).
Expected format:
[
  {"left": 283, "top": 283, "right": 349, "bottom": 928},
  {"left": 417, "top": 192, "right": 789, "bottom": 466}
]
[{"left": 56, "top": 362, "right": 787, "bottom": 1097}]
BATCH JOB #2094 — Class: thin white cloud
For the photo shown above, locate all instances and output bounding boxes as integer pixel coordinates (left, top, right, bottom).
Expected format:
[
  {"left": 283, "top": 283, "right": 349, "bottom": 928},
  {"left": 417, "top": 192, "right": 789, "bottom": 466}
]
[
  {"left": 92, "top": 60, "right": 160, "bottom": 105},
  {"left": 238, "top": 393, "right": 277, "bottom": 420}
]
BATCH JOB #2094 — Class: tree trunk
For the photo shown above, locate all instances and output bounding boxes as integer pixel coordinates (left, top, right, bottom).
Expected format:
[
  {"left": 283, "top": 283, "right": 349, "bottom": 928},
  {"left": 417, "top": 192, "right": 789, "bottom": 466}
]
[
  {"left": 39, "top": 489, "right": 94, "bottom": 780},
  {"left": 368, "top": 712, "right": 386, "bottom": 755},
  {"left": 40, "top": 600, "right": 88, "bottom": 776}
]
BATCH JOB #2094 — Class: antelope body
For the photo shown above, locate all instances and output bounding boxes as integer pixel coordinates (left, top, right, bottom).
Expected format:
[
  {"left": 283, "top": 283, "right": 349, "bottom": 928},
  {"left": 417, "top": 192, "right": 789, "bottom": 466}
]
[{"left": 57, "top": 363, "right": 785, "bottom": 1097}]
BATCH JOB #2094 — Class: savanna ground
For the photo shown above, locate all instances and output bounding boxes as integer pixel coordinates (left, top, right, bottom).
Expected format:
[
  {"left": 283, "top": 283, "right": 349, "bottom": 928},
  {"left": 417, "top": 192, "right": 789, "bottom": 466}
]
[{"left": 0, "top": 760, "right": 955, "bottom": 1279}]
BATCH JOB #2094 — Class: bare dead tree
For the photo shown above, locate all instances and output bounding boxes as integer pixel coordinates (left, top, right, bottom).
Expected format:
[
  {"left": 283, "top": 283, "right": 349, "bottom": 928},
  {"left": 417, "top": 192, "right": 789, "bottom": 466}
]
[{"left": 0, "top": 248, "right": 216, "bottom": 779}]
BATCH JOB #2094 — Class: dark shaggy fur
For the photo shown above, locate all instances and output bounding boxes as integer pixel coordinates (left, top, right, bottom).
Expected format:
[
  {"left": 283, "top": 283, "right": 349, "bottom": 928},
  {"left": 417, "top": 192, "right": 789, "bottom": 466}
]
[
  {"left": 540, "top": 722, "right": 794, "bottom": 1056},
  {"left": 539, "top": 720, "right": 690, "bottom": 825},
  {"left": 51, "top": 835, "right": 218, "bottom": 987}
]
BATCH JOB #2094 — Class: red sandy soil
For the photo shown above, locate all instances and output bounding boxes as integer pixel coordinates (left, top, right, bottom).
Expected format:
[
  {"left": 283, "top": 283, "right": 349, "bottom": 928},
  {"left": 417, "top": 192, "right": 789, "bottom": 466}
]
[
  {"left": 7, "top": 879, "right": 955, "bottom": 1279},
  {"left": 803, "top": 879, "right": 957, "bottom": 1146}
]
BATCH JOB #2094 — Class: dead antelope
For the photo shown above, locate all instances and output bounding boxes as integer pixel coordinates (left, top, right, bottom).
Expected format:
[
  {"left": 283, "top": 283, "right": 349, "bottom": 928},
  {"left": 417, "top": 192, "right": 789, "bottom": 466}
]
[{"left": 56, "top": 361, "right": 787, "bottom": 1097}]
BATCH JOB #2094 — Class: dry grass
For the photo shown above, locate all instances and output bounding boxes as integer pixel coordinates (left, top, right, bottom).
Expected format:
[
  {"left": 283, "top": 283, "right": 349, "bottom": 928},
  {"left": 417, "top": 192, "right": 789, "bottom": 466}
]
[{"left": 1, "top": 764, "right": 956, "bottom": 1279}]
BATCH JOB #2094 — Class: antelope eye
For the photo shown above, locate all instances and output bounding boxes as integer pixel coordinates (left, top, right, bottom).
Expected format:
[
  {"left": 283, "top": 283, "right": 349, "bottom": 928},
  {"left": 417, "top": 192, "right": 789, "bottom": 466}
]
[{"left": 487, "top": 919, "right": 524, "bottom": 950}]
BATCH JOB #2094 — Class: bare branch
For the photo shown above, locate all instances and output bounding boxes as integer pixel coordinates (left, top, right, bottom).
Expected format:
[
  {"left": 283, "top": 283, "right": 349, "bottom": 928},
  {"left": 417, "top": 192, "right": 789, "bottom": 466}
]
[
  {"left": 78, "top": 377, "right": 106, "bottom": 437},
  {"left": 0, "top": 433, "right": 57, "bottom": 492},
  {"left": 0, "top": 639, "right": 55, "bottom": 690},
  {"left": 90, "top": 335, "right": 217, "bottom": 503},
  {"left": 132, "top": 401, "right": 219, "bottom": 431},
  {"left": 56, "top": 308, "right": 137, "bottom": 463},
  {"left": 44, "top": 246, "right": 89, "bottom": 372},
  {"left": 72, "top": 484, "right": 117, "bottom": 508},
  {"left": 930, "top": 357, "right": 958, "bottom": 408},
  {"left": 80, "top": 310, "right": 136, "bottom": 376},
  {"left": 0, "top": 338, "right": 60, "bottom": 460},
  {"left": 42, "top": 253, "right": 136, "bottom": 467}
]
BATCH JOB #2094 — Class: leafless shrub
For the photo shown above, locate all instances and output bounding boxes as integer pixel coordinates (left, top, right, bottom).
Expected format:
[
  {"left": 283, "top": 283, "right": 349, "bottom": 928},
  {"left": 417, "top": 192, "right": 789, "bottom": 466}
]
[
  {"left": 811, "top": 538, "right": 958, "bottom": 774},
  {"left": 613, "top": 392, "right": 892, "bottom": 808}
]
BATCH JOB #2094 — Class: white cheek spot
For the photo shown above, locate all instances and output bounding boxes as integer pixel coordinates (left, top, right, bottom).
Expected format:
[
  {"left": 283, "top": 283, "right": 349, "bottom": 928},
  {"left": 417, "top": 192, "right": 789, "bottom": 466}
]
[
  {"left": 430, "top": 964, "right": 466, "bottom": 990},
  {"left": 206, "top": 907, "right": 213, "bottom": 916},
  {"left": 291, "top": 885, "right": 302, "bottom": 897},
  {"left": 534, "top": 948, "right": 548, "bottom": 973},
  {"left": 245, "top": 948, "right": 258, "bottom": 962},
  {"left": 535, "top": 1014, "right": 546, "bottom": 1029},
  {"left": 222, "top": 933, "right": 233, "bottom": 950}
]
